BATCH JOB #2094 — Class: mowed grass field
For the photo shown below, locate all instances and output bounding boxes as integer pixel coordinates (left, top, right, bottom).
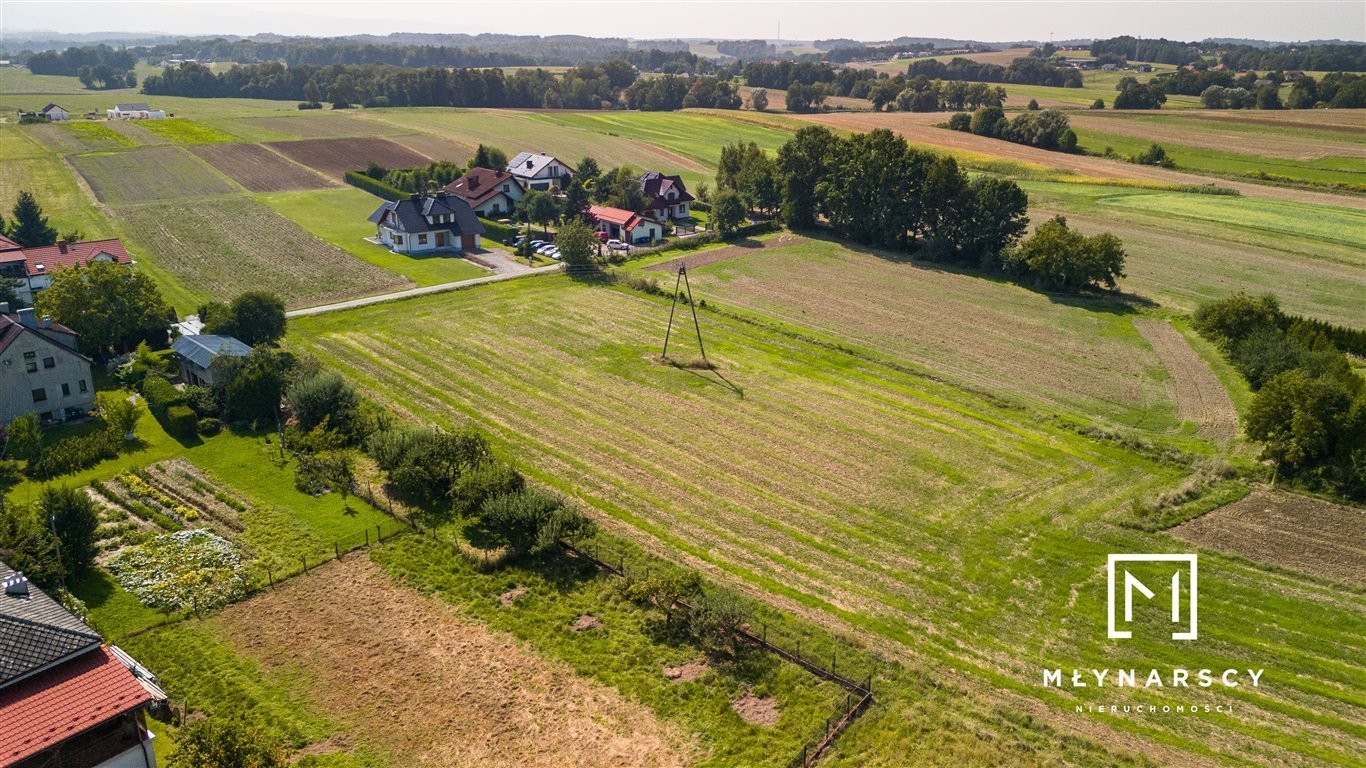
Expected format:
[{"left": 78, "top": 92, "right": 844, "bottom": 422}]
[{"left": 290, "top": 276, "right": 1365, "bottom": 766}]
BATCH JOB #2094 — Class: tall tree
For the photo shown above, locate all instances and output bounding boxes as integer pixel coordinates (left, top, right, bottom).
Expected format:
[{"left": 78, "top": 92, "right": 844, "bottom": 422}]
[
  {"left": 554, "top": 217, "right": 599, "bottom": 271},
  {"left": 776, "top": 126, "right": 836, "bottom": 229},
  {"left": 9, "top": 191, "right": 58, "bottom": 247},
  {"left": 205, "top": 291, "right": 287, "bottom": 346},
  {"left": 562, "top": 178, "right": 592, "bottom": 224},
  {"left": 711, "top": 190, "right": 745, "bottom": 237},
  {"left": 517, "top": 190, "right": 559, "bottom": 235},
  {"left": 34, "top": 261, "right": 172, "bottom": 356},
  {"left": 471, "top": 144, "right": 508, "bottom": 171},
  {"left": 41, "top": 486, "right": 99, "bottom": 580}
]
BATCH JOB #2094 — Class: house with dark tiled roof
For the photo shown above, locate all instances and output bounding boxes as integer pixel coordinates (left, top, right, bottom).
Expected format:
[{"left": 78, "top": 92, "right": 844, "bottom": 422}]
[
  {"left": 506, "top": 152, "right": 573, "bottom": 191},
  {"left": 0, "top": 305, "right": 96, "bottom": 426},
  {"left": 0, "top": 561, "right": 164, "bottom": 768},
  {"left": 0, "top": 237, "right": 134, "bottom": 305},
  {"left": 444, "top": 167, "right": 524, "bottom": 218},
  {"left": 368, "top": 191, "right": 485, "bottom": 254},
  {"left": 172, "top": 334, "right": 252, "bottom": 387},
  {"left": 39, "top": 103, "right": 69, "bottom": 121},
  {"left": 638, "top": 171, "right": 694, "bottom": 221},
  {"left": 588, "top": 205, "right": 661, "bottom": 246}
]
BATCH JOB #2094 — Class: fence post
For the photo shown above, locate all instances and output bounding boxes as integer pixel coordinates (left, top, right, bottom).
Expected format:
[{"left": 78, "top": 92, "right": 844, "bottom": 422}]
[
  {"left": 267, "top": 567, "right": 273, "bottom": 587},
  {"left": 832, "top": 651, "right": 836, "bottom": 677},
  {"left": 376, "top": 524, "right": 383, "bottom": 542},
  {"left": 302, "top": 555, "right": 307, "bottom": 573},
  {"left": 762, "top": 623, "right": 767, "bottom": 644}
]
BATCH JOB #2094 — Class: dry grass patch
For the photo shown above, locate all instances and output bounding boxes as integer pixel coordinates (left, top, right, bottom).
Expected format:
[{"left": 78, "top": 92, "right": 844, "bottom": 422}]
[
  {"left": 1132, "top": 318, "right": 1238, "bottom": 440},
  {"left": 214, "top": 556, "right": 693, "bottom": 768}
]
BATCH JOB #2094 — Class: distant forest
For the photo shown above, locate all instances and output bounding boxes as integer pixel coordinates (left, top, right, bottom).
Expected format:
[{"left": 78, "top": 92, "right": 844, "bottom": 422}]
[{"left": 1090, "top": 36, "right": 1366, "bottom": 71}]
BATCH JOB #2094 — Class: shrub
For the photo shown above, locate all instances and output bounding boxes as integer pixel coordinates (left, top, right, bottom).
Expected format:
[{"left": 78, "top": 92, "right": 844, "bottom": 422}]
[
  {"left": 297, "top": 101, "right": 322, "bottom": 110},
  {"left": 1090, "top": 98, "right": 1105, "bottom": 109},
  {"left": 197, "top": 418, "right": 223, "bottom": 436},
  {"left": 165, "top": 405, "right": 198, "bottom": 438},
  {"left": 168, "top": 719, "right": 289, "bottom": 768},
  {"left": 141, "top": 376, "right": 183, "bottom": 416},
  {"left": 1130, "top": 143, "right": 1175, "bottom": 168},
  {"left": 26, "top": 430, "right": 120, "bottom": 479},
  {"left": 343, "top": 171, "right": 404, "bottom": 201},
  {"left": 287, "top": 371, "right": 361, "bottom": 439},
  {"left": 1192, "top": 293, "right": 1281, "bottom": 350},
  {"left": 687, "top": 590, "right": 751, "bottom": 659},
  {"left": 451, "top": 460, "right": 525, "bottom": 517},
  {"left": 947, "top": 112, "right": 971, "bottom": 131},
  {"left": 479, "top": 488, "right": 594, "bottom": 556},
  {"left": 479, "top": 217, "right": 518, "bottom": 243}
]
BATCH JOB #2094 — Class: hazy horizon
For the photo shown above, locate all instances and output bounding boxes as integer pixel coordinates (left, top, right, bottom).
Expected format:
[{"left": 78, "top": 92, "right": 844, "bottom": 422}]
[{"left": 2, "top": 1, "right": 1363, "bottom": 45}]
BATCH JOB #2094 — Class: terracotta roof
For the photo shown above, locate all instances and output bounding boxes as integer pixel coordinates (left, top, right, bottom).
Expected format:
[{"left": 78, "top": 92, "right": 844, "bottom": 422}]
[
  {"left": 14, "top": 239, "right": 132, "bottom": 278},
  {"left": 0, "top": 234, "right": 19, "bottom": 251},
  {"left": 0, "top": 646, "right": 151, "bottom": 766},
  {"left": 589, "top": 205, "right": 653, "bottom": 232},
  {"left": 445, "top": 167, "right": 517, "bottom": 206}
]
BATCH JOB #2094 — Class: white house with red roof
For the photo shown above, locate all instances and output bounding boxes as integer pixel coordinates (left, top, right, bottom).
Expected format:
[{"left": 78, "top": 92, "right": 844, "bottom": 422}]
[
  {"left": 0, "top": 562, "right": 164, "bottom": 768},
  {"left": 0, "top": 238, "right": 134, "bottom": 305},
  {"left": 588, "top": 205, "right": 662, "bottom": 245},
  {"left": 444, "top": 167, "right": 524, "bottom": 219}
]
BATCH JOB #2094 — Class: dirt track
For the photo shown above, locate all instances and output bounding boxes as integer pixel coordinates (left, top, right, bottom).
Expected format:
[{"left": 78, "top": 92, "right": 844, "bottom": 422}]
[
  {"left": 643, "top": 232, "right": 808, "bottom": 272},
  {"left": 797, "top": 112, "right": 1366, "bottom": 209},
  {"left": 1172, "top": 489, "right": 1366, "bottom": 585},
  {"left": 213, "top": 556, "right": 691, "bottom": 768},
  {"left": 1133, "top": 319, "right": 1238, "bottom": 441}
]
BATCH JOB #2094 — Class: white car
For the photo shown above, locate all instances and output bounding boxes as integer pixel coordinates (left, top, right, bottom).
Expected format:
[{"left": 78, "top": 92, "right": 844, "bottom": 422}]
[
  {"left": 537, "top": 244, "right": 558, "bottom": 255},
  {"left": 606, "top": 239, "right": 629, "bottom": 251}
]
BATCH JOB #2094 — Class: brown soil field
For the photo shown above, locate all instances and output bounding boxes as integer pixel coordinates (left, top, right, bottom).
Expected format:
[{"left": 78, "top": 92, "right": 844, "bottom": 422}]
[
  {"left": 644, "top": 233, "right": 808, "bottom": 272},
  {"left": 244, "top": 113, "right": 386, "bottom": 138},
  {"left": 1068, "top": 112, "right": 1366, "bottom": 160},
  {"left": 266, "top": 137, "right": 432, "bottom": 180},
  {"left": 1172, "top": 489, "right": 1366, "bottom": 585},
  {"left": 1132, "top": 319, "right": 1238, "bottom": 441},
  {"left": 388, "top": 132, "right": 475, "bottom": 164},
  {"left": 796, "top": 112, "right": 1366, "bottom": 209},
  {"left": 213, "top": 556, "right": 693, "bottom": 768},
  {"left": 190, "top": 143, "right": 338, "bottom": 192}
]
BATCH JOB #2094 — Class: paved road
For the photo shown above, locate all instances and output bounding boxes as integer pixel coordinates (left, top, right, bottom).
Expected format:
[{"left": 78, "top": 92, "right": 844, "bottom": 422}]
[{"left": 287, "top": 258, "right": 561, "bottom": 318}]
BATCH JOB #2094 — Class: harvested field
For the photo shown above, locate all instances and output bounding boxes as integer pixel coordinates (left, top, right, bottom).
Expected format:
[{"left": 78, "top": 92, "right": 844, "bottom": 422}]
[
  {"left": 1132, "top": 319, "right": 1238, "bottom": 441},
  {"left": 644, "top": 233, "right": 809, "bottom": 272},
  {"left": 1172, "top": 489, "right": 1366, "bottom": 585},
  {"left": 682, "top": 238, "right": 1177, "bottom": 429},
  {"left": 114, "top": 196, "right": 408, "bottom": 306},
  {"left": 388, "top": 131, "right": 475, "bottom": 164},
  {"left": 244, "top": 113, "right": 387, "bottom": 138},
  {"left": 103, "top": 120, "right": 160, "bottom": 145},
  {"left": 190, "top": 143, "right": 336, "bottom": 192},
  {"left": 214, "top": 556, "right": 692, "bottom": 768},
  {"left": 795, "top": 112, "right": 1366, "bottom": 208},
  {"left": 70, "top": 145, "right": 239, "bottom": 203},
  {"left": 1067, "top": 112, "right": 1366, "bottom": 161},
  {"left": 266, "top": 137, "right": 431, "bottom": 180},
  {"left": 31, "top": 122, "right": 133, "bottom": 153}
]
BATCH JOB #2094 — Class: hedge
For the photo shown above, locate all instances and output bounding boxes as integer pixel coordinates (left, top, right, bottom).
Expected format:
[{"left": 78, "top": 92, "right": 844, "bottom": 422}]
[
  {"left": 27, "top": 430, "right": 120, "bottom": 479},
  {"left": 1285, "top": 315, "right": 1366, "bottom": 358},
  {"left": 165, "top": 405, "right": 198, "bottom": 439},
  {"left": 479, "top": 217, "right": 519, "bottom": 243},
  {"left": 141, "top": 376, "right": 184, "bottom": 416},
  {"left": 344, "top": 171, "right": 405, "bottom": 201}
]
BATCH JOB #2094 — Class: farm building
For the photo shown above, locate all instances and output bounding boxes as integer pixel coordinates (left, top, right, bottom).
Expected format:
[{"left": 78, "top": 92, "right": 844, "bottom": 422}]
[
  {"left": 0, "top": 304, "right": 95, "bottom": 427},
  {"left": 444, "top": 167, "right": 524, "bottom": 218},
  {"left": 172, "top": 334, "right": 252, "bottom": 387},
  {"left": 0, "top": 237, "right": 134, "bottom": 304},
  {"left": 589, "top": 205, "right": 662, "bottom": 245},
  {"left": 638, "top": 171, "right": 694, "bottom": 221},
  {"left": 0, "top": 561, "right": 164, "bottom": 768},
  {"left": 106, "top": 102, "right": 166, "bottom": 119},
  {"left": 368, "top": 191, "right": 485, "bottom": 254},
  {"left": 506, "top": 152, "right": 573, "bottom": 191},
  {"left": 39, "top": 103, "right": 69, "bottom": 121}
]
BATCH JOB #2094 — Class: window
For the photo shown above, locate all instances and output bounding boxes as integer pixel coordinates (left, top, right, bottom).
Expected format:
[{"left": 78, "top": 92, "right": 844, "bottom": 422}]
[
  {"left": 62, "top": 383, "right": 70, "bottom": 396},
  {"left": 79, "top": 379, "right": 88, "bottom": 393},
  {"left": 418, "top": 234, "right": 428, "bottom": 245},
  {"left": 25, "top": 361, "right": 37, "bottom": 373},
  {"left": 23, "top": 351, "right": 35, "bottom": 360},
  {"left": 394, "top": 234, "right": 404, "bottom": 245},
  {"left": 43, "top": 357, "right": 55, "bottom": 369},
  {"left": 32, "top": 388, "right": 46, "bottom": 403}
]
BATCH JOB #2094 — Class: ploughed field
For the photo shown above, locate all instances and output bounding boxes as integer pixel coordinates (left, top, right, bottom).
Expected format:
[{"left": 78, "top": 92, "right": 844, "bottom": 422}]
[{"left": 290, "top": 276, "right": 1366, "bottom": 767}]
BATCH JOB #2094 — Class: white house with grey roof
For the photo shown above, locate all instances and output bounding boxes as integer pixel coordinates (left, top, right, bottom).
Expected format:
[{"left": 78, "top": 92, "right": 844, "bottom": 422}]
[
  {"left": 506, "top": 152, "right": 573, "bottom": 191},
  {"left": 172, "top": 334, "right": 252, "bottom": 387},
  {"left": 106, "top": 102, "right": 166, "bottom": 119},
  {"left": 39, "top": 103, "right": 69, "bottom": 121},
  {"left": 368, "top": 191, "right": 485, "bottom": 254}
]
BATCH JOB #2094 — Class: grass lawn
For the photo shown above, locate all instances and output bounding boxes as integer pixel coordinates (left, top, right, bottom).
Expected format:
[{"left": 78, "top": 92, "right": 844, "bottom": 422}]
[
  {"left": 134, "top": 118, "right": 241, "bottom": 145},
  {"left": 255, "top": 188, "right": 488, "bottom": 286}
]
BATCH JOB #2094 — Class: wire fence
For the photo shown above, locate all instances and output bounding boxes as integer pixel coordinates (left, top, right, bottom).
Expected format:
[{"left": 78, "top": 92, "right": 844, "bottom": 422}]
[{"left": 560, "top": 538, "right": 875, "bottom": 767}]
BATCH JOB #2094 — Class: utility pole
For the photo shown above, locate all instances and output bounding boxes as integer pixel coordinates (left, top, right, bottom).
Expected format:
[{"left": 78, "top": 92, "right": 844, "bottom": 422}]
[{"left": 660, "top": 263, "right": 709, "bottom": 366}]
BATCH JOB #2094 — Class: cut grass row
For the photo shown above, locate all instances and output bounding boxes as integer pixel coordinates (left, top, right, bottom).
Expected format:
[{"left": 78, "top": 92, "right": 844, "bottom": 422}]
[{"left": 288, "top": 275, "right": 1366, "bottom": 765}]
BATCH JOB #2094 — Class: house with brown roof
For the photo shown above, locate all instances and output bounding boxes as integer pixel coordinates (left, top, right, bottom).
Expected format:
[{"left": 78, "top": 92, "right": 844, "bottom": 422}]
[
  {"left": 444, "top": 167, "right": 524, "bottom": 219},
  {"left": 0, "top": 238, "right": 134, "bottom": 305},
  {"left": 0, "top": 561, "right": 164, "bottom": 768},
  {"left": 0, "top": 305, "right": 96, "bottom": 426},
  {"left": 588, "top": 205, "right": 661, "bottom": 245},
  {"left": 638, "top": 171, "right": 694, "bottom": 221}
]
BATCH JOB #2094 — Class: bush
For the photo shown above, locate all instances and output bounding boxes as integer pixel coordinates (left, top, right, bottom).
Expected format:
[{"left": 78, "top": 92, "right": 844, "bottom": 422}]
[
  {"left": 1192, "top": 293, "right": 1281, "bottom": 349},
  {"left": 1130, "top": 143, "right": 1175, "bottom": 168},
  {"left": 343, "top": 171, "right": 404, "bottom": 201},
  {"left": 168, "top": 719, "right": 289, "bottom": 768},
  {"left": 451, "top": 460, "right": 525, "bottom": 517},
  {"left": 165, "top": 405, "right": 198, "bottom": 438},
  {"left": 947, "top": 112, "right": 971, "bottom": 131},
  {"left": 1090, "top": 98, "right": 1105, "bottom": 109},
  {"left": 141, "top": 376, "right": 183, "bottom": 416},
  {"left": 26, "top": 430, "right": 120, "bottom": 479},
  {"left": 479, "top": 488, "right": 594, "bottom": 557},
  {"left": 287, "top": 371, "right": 361, "bottom": 439},
  {"left": 687, "top": 590, "right": 751, "bottom": 659},
  {"left": 297, "top": 101, "right": 322, "bottom": 110},
  {"left": 197, "top": 418, "right": 223, "bottom": 436},
  {"left": 479, "top": 217, "right": 518, "bottom": 243}
]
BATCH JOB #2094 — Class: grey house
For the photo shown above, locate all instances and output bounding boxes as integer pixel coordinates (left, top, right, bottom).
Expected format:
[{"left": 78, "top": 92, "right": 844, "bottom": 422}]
[
  {"left": 0, "top": 305, "right": 95, "bottom": 426},
  {"left": 172, "top": 334, "right": 252, "bottom": 387}
]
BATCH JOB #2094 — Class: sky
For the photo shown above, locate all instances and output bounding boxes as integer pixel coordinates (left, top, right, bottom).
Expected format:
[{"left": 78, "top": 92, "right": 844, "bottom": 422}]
[{"left": 1, "top": 1, "right": 1363, "bottom": 43}]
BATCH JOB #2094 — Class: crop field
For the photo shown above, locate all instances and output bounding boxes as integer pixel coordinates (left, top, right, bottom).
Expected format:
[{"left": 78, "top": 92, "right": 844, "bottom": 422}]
[
  {"left": 243, "top": 112, "right": 396, "bottom": 138},
  {"left": 30, "top": 121, "right": 136, "bottom": 153},
  {"left": 265, "top": 136, "right": 434, "bottom": 179},
  {"left": 256, "top": 188, "right": 489, "bottom": 285},
  {"left": 674, "top": 236, "right": 1179, "bottom": 430},
  {"left": 1173, "top": 490, "right": 1366, "bottom": 585},
  {"left": 114, "top": 196, "right": 409, "bottom": 307},
  {"left": 289, "top": 276, "right": 1365, "bottom": 766},
  {"left": 191, "top": 142, "right": 337, "bottom": 192},
  {"left": 1067, "top": 110, "right": 1366, "bottom": 161},
  {"left": 69, "top": 145, "right": 241, "bottom": 203},
  {"left": 133, "top": 118, "right": 241, "bottom": 145},
  {"left": 0, "top": 128, "right": 120, "bottom": 239}
]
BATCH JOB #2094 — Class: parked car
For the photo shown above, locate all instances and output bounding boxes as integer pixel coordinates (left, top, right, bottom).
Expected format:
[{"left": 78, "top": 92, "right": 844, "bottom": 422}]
[
  {"left": 537, "top": 244, "right": 558, "bottom": 255},
  {"left": 529, "top": 240, "right": 546, "bottom": 249},
  {"left": 606, "top": 239, "right": 629, "bottom": 251},
  {"left": 595, "top": 230, "right": 610, "bottom": 242}
]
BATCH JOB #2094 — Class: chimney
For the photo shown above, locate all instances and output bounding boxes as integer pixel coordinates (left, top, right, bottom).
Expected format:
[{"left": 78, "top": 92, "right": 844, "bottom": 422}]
[
  {"left": 3, "top": 572, "right": 29, "bottom": 598},
  {"left": 17, "top": 307, "right": 36, "bottom": 328},
  {"left": 57, "top": 240, "right": 69, "bottom": 254},
  {"left": 526, "top": 159, "right": 533, "bottom": 168}
]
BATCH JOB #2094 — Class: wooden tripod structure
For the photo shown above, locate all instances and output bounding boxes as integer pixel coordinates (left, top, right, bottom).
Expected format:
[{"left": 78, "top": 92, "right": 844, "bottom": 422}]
[{"left": 661, "top": 264, "right": 709, "bottom": 366}]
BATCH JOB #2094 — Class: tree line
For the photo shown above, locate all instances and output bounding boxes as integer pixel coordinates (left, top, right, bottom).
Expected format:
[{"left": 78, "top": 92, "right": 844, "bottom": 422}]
[
  {"left": 717, "top": 126, "right": 1124, "bottom": 292},
  {"left": 906, "top": 56, "right": 1083, "bottom": 88},
  {"left": 24, "top": 43, "right": 136, "bottom": 76},
  {"left": 947, "top": 106, "right": 1077, "bottom": 152},
  {"left": 1089, "top": 36, "right": 1366, "bottom": 72}
]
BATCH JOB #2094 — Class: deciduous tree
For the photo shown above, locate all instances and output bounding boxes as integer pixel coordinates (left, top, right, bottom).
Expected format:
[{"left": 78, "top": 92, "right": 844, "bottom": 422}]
[{"left": 34, "top": 261, "right": 172, "bottom": 356}]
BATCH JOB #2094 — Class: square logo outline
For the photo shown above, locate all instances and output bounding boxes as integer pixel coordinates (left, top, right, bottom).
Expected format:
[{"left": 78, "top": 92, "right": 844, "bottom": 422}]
[{"left": 1107, "top": 553, "right": 1198, "bottom": 641}]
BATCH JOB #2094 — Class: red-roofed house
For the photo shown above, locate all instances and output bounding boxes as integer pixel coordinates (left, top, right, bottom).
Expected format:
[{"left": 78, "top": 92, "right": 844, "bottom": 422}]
[
  {"left": 588, "top": 205, "right": 662, "bottom": 246},
  {"left": 0, "top": 238, "right": 133, "bottom": 304},
  {"left": 0, "top": 562, "right": 163, "bottom": 768},
  {"left": 444, "top": 167, "right": 524, "bottom": 219}
]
